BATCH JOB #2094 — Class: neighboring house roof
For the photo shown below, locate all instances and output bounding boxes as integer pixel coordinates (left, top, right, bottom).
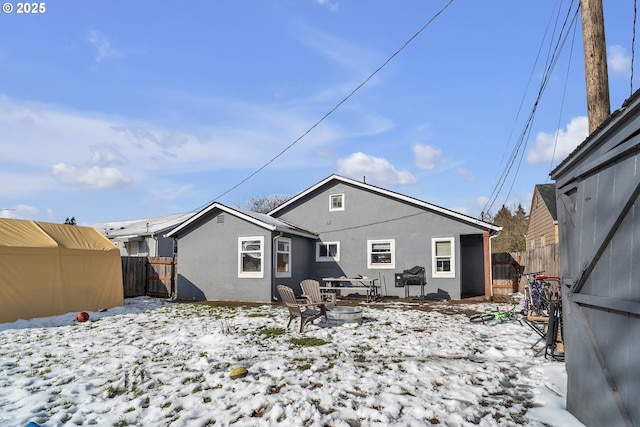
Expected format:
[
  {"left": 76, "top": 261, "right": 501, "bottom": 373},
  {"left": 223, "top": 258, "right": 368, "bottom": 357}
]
[
  {"left": 92, "top": 212, "right": 196, "bottom": 241},
  {"left": 166, "top": 202, "right": 318, "bottom": 239},
  {"left": 535, "top": 184, "right": 557, "bottom": 221},
  {"left": 269, "top": 174, "right": 502, "bottom": 233}
]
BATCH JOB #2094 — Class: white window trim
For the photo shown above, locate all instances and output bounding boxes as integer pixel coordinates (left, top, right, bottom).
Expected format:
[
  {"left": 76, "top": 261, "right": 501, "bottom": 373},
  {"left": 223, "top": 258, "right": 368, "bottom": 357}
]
[
  {"left": 316, "top": 241, "right": 340, "bottom": 262},
  {"left": 238, "top": 236, "right": 264, "bottom": 278},
  {"left": 329, "top": 193, "right": 345, "bottom": 211},
  {"left": 367, "top": 239, "right": 396, "bottom": 269},
  {"left": 432, "top": 237, "right": 455, "bottom": 278},
  {"left": 275, "top": 237, "right": 292, "bottom": 278}
]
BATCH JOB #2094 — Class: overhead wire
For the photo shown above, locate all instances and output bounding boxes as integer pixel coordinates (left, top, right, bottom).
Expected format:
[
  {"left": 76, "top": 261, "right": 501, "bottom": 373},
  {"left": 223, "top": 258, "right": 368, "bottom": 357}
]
[
  {"left": 632, "top": 0, "right": 637, "bottom": 95},
  {"left": 501, "top": 4, "right": 580, "bottom": 206},
  {"left": 482, "top": 1, "right": 579, "bottom": 215},
  {"left": 490, "top": 1, "right": 562, "bottom": 185},
  {"left": 195, "top": 0, "right": 454, "bottom": 210},
  {"left": 546, "top": 13, "right": 579, "bottom": 181},
  {"left": 482, "top": 1, "right": 562, "bottom": 215}
]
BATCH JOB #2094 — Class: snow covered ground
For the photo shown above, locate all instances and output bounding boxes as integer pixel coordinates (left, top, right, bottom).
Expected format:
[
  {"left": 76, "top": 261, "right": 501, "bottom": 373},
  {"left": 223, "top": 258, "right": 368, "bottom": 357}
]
[{"left": 0, "top": 297, "right": 584, "bottom": 427}]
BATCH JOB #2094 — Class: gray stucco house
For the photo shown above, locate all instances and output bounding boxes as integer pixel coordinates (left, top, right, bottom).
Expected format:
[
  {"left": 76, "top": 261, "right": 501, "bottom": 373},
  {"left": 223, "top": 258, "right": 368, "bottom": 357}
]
[
  {"left": 93, "top": 212, "right": 194, "bottom": 257},
  {"left": 167, "top": 175, "right": 501, "bottom": 302}
]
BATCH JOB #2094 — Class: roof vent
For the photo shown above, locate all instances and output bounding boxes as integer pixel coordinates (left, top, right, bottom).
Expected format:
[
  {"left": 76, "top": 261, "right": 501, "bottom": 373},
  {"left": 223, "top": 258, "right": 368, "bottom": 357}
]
[{"left": 217, "top": 214, "right": 224, "bottom": 224}]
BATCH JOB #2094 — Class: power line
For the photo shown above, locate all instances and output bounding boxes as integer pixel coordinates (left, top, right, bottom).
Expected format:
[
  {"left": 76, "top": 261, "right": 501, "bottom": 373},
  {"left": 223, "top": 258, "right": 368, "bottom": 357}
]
[
  {"left": 486, "top": 1, "right": 564, "bottom": 207},
  {"left": 632, "top": 0, "right": 637, "bottom": 96},
  {"left": 482, "top": 1, "right": 579, "bottom": 215},
  {"left": 547, "top": 13, "right": 579, "bottom": 181},
  {"left": 197, "top": 0, "right": 454, "bottom": 209}
]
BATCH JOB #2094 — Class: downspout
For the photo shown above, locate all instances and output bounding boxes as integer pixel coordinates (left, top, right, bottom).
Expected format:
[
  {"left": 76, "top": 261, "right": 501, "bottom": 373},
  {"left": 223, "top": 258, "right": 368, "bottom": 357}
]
[
  {"left": 170, "top": 237, "right": 178, "bottom": 301},
  {"left": 488, "top": 232, "right": 499, "bottom": 300},
  {"left": 272, "top": 232, "right": 283, "bottom": 301}
]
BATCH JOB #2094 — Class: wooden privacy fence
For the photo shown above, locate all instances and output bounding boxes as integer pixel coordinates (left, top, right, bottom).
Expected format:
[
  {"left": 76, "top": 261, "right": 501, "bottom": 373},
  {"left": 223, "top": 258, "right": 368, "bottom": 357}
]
[
  {"left": 121, "top": 256, "right": 177, "bottom": 298},
  {"left": 492, "top": 244, "right": 559, "bottom": 297}
]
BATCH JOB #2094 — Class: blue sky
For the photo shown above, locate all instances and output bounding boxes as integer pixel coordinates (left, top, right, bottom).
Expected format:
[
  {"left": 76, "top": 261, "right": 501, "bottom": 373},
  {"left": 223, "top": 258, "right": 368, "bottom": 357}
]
[{"left": 1, "top": 1, "right": 637, "bottom": 225}]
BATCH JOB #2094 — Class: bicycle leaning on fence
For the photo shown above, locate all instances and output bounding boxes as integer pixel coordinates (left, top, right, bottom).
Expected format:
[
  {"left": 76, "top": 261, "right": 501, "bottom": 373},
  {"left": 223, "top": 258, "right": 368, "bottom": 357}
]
[{"left": 520, "top": 271, "right": 561, "bottom": 317}]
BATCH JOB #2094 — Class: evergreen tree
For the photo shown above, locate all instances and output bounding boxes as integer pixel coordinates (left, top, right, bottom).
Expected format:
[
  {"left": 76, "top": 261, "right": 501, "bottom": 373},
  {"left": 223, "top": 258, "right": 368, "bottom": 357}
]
[{"left": 491, "top": 204, "right": 527, "bottom": 252}]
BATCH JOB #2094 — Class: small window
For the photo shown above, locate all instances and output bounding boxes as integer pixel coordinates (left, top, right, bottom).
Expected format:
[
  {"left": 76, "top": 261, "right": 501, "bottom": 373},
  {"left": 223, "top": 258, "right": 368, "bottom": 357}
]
[
  {"left": 367, "top": 239, "right": 395, "bottom": 269},
  {"left": 329, "top": 193, "right": 345, "bottom": 211},
  {"left": 128, "top": 241, "right": 139, "bottom": 256},
  {"left": 432, "top": 238, "right": 455, "bottom": 278},
  {"left": 530, "top": 240, "right": 535, "bottom": 250},
  {"left": 275, "top": 237, "right": 291, "bottom": 278},
  {"left": 316, "top": 241, "right": 340, "bottom": 262},
  {"left": 238, "top": 236, "right": 264, "bottom": 278},
  {"left": 540, "top": 236, "right": 545, "bottom": 248}
]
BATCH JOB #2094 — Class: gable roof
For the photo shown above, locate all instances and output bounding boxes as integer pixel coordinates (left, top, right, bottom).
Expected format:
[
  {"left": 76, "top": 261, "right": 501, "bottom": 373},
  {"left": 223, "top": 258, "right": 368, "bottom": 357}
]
[
  {"left": 269, "top": 174, "right": 501, "bottom": 233},
  {"left": 92, "top": 212, "right": 196, "bottom": 241},
  {"left": 166, "top": 202, "right": 318, "bottom": 239},
  {"left": 535, "top": 184, "right": 557, "bottom": 221}
]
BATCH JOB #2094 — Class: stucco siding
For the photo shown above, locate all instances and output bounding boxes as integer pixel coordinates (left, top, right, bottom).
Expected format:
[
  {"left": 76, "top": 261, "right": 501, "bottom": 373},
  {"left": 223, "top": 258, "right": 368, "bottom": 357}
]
[
  {"left": 273, "top": 181, "right": 488, "bottom": 299},
  {"left": 176, "top": 213, "right": 273, "bottom": 302},
  {"left": 274, "top": 236, "right": 316, "bottom": 296}
]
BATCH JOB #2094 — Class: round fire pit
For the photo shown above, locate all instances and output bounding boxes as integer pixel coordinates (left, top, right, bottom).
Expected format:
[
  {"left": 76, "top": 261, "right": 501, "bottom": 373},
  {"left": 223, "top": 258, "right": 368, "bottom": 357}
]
[{"left": 326, "top": 306, "right": 363, "bottom": 325}]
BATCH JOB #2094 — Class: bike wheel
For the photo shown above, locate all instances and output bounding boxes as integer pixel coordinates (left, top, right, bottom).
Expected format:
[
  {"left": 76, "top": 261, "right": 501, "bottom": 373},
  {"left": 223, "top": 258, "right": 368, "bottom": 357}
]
[{"left": 469, "top": 313, "right": 495, "bottom": 324}]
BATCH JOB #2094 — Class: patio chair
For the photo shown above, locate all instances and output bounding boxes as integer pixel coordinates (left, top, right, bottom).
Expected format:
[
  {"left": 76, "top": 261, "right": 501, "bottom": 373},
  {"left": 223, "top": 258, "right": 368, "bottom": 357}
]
[
  {"left": 277, "top": 285, "right": 327, "bottom": 333},
  {"left": 300, "top": 279, "right": 336, "bottom": 307}
]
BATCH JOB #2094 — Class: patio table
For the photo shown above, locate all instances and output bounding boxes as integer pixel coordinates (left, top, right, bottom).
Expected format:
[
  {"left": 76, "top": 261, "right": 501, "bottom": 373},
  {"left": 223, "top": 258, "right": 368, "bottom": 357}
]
[{"left": 321, "top": 277, "right": 380, "bottom": 302}]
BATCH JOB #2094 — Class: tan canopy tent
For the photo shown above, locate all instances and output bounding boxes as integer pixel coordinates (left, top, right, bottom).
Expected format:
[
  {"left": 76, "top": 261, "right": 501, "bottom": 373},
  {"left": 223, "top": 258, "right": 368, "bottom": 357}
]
[{"left": 0, "top": 218, "right": 123, "bottom": 323}]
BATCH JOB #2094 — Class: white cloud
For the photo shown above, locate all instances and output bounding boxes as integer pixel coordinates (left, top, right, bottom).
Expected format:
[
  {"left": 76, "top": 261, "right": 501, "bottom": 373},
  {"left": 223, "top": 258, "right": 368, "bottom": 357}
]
[
  {"left": 52, "top": 163, "right": 133, "bottom": 189},
  {"left": 90, "top": 144, "right": 127, "bottom": 167},
  {"left": 0, "top": 171, "right": 58, "bottom": 198},
  {"left": 0, "top": 96, "right": 331, "bottom": 194},
  {"left": 456, "top": 167, "right": 474, "bottom": 181},
  {"left": 412, "top": 144, "right": 442, "bottom": 170},
  {"left": 296, "top": 23, "right": 377, "bottom": 76},
  {"left": 608, "top": 45, "right": 631, "bottom": 77},
  {"left": 527, "top": 116, "right": 588, "bottom": 164},
  {"left": 0, "top": 204, "right": 39, "bottom": 219},
  {"left": 337, "top": 152, "right": 416, "bottom": 186},
  {"left": 315, "top": 0, "right": 338, "bottom": 11},
  {"left": 87, "top": 30, "right": 121, "bottom": 62}
]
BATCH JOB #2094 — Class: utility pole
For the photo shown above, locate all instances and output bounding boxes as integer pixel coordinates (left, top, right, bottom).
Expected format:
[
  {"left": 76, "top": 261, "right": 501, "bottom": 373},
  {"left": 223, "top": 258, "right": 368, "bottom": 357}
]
[{"left": 581, "top": 0, "right": 611, "bottom": 134}]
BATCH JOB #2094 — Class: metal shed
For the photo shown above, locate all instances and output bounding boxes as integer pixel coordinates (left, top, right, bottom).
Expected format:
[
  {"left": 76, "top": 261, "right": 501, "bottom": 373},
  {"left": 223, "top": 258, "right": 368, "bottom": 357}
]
[{"left": 550, "top": 89, "right": 640, "bottom": 427}]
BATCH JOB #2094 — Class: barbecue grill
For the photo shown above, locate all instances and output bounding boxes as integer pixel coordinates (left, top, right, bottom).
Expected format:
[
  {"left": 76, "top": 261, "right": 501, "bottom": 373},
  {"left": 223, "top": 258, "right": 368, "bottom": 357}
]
[{"left": 396, "top": 266, "right": 427, "bottom": 299}]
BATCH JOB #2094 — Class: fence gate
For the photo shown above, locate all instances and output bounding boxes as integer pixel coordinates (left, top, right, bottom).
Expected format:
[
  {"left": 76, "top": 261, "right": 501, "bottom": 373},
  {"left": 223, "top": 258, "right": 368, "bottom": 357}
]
[
  {"left": 121, "top": 256, "right": 176, "bottom": 298},
  {"left": 556, "top": 156, "right": 640, "bottom": 427}
]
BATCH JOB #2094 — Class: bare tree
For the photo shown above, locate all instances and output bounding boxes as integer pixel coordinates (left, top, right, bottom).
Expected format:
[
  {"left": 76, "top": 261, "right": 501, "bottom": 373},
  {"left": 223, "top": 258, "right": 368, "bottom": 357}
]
[{"left": 247, "top": 195, "right": 292, "bottom": 213}]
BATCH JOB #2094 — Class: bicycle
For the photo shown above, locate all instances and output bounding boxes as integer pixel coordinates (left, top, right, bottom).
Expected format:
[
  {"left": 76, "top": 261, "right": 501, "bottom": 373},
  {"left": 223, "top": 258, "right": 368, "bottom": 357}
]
[
  {"left": 469, "top": 300, "right": 519, "bottom": 325},
  {"left": 521, "top": 272, "right": 561, "bottom": 317}
]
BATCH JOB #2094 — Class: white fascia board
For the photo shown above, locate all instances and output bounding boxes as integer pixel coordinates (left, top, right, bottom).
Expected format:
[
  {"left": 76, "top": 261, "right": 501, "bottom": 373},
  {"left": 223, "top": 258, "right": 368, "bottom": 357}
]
[{"left": 166, "top": 202, "right": 276, "bottom": 238}]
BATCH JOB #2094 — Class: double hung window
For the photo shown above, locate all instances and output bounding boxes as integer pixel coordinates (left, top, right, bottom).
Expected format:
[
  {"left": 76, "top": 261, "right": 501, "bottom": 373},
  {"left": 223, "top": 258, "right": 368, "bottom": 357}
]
[
  {"left": 238, "top": 236, "right": 264, "bottom": 278},
  {"left": 432, "top": 237, "right": 454, "bottom": 278},
  {"left": 275, "top": 237, "right": 291, "bottom": 278},
  {"left": 367, "top": 239, "right": 395, "bottom": 269}
]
